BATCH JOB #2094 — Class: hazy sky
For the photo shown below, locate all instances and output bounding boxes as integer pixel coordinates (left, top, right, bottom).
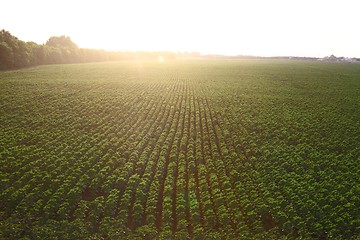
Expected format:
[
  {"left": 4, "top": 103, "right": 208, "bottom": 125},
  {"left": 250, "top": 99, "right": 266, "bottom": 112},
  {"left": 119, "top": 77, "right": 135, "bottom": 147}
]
[{"left": 1, "top": 0, "right": 359, "bottom": 57}]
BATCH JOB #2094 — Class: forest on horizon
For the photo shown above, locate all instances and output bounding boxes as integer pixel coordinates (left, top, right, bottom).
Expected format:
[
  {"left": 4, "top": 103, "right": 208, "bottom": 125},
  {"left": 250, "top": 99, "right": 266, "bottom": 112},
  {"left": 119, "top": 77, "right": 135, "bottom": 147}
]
[
  {"left": 0, "top": 30, "right": 181, "bottom": 70},
  {"left": 1, "top": 30, "right": 335, "bottom": 71}
]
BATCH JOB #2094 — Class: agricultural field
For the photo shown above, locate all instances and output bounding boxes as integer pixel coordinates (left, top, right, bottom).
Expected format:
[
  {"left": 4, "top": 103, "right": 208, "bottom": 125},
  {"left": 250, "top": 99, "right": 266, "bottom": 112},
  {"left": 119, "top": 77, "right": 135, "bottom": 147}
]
[{"left": 0, "top": 60, "right": 359, "bottom": 239}]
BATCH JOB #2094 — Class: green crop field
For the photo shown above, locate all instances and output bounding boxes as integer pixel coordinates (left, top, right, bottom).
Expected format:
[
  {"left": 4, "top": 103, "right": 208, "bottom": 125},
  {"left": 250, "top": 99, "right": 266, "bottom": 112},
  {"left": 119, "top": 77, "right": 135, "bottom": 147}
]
[{"left": 0, "top": 60, "right": 359, "bottom": 239}]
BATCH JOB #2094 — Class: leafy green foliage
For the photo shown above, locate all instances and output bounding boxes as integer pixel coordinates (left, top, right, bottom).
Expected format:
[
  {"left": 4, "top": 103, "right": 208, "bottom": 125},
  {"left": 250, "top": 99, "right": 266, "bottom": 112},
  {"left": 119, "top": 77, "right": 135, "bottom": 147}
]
[{"left": 0, "top": 60, "right": 359, "bottom": 239}]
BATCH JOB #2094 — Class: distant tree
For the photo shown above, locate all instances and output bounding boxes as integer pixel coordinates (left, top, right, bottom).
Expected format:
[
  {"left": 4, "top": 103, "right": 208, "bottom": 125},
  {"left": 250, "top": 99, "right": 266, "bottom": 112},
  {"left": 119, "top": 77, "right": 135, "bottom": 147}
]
[
  {"left": 45, "top": 36, "right": 80, "bottom": 63},
  {"left": 13, "top": 40, "right": 32, "bottom": 68},
  {"left": 45, "top": 46, "right": 64, "bottom": 64},
  {"left": 46, "top": 36, "right": 78, "bottom": 49},
  {"left": 0, "top": 30, "right": 17, "bottom": 69},
  {"left": 0, "top": 42, "right": 14, "bottom": 69},
  {"left": 31, "top": 44, "right": 46, "bottom": 65},
  {"left": 0, "top": 30, "right": 36, "bottom": 69}
]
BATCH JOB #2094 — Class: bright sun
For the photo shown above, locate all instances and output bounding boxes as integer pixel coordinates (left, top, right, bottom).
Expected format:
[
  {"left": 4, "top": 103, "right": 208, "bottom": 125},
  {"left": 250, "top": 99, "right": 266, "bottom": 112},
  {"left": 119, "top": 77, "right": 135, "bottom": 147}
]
[
  {"left": 157, "top": 56, "right": 164, "bottom": 63},
  {"left": 2, "top": 0, "right": 358, "bottom": 57}
]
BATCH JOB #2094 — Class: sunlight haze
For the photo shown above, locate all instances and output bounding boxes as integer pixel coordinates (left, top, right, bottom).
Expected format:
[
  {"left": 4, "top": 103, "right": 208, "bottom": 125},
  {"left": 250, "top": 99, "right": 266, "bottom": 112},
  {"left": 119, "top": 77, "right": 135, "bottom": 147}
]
[{"left": 1, "top": 0, "right": 359, "bottom": 57}]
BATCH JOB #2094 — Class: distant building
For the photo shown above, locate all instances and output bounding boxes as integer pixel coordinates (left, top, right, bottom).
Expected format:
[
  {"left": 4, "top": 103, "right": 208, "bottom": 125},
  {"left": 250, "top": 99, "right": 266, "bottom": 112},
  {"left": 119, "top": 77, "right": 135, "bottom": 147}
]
[
  {"left": 323, "top": 54, "right": 338, "bottom": 61},
  {"left": 322, "top": 54, "right": 358, "bottom": 63}
]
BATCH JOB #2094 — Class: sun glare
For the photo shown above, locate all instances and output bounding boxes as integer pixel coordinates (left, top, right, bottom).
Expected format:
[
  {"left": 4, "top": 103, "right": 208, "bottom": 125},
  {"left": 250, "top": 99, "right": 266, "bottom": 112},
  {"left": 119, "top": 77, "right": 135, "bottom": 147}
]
[
  {"left": 157, "top": 56, "right": 164, "bottom": 63},
  {"left": 0, "top": 0, "right": 359, "bottom": 57}
]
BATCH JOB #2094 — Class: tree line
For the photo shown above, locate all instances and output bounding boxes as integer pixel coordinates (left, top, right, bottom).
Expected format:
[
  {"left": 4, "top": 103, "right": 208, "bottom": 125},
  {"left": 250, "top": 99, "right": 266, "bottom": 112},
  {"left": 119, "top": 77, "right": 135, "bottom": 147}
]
[{"left": 0, "top": 30, "right": 176, "bottom": 70}]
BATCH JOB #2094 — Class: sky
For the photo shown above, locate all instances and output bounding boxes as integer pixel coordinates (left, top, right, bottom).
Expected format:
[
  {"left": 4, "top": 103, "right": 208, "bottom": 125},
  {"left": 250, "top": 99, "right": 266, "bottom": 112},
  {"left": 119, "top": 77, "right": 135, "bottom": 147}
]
[{"left": 1, "top": 0, "right": 359, "bottom": 57}]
